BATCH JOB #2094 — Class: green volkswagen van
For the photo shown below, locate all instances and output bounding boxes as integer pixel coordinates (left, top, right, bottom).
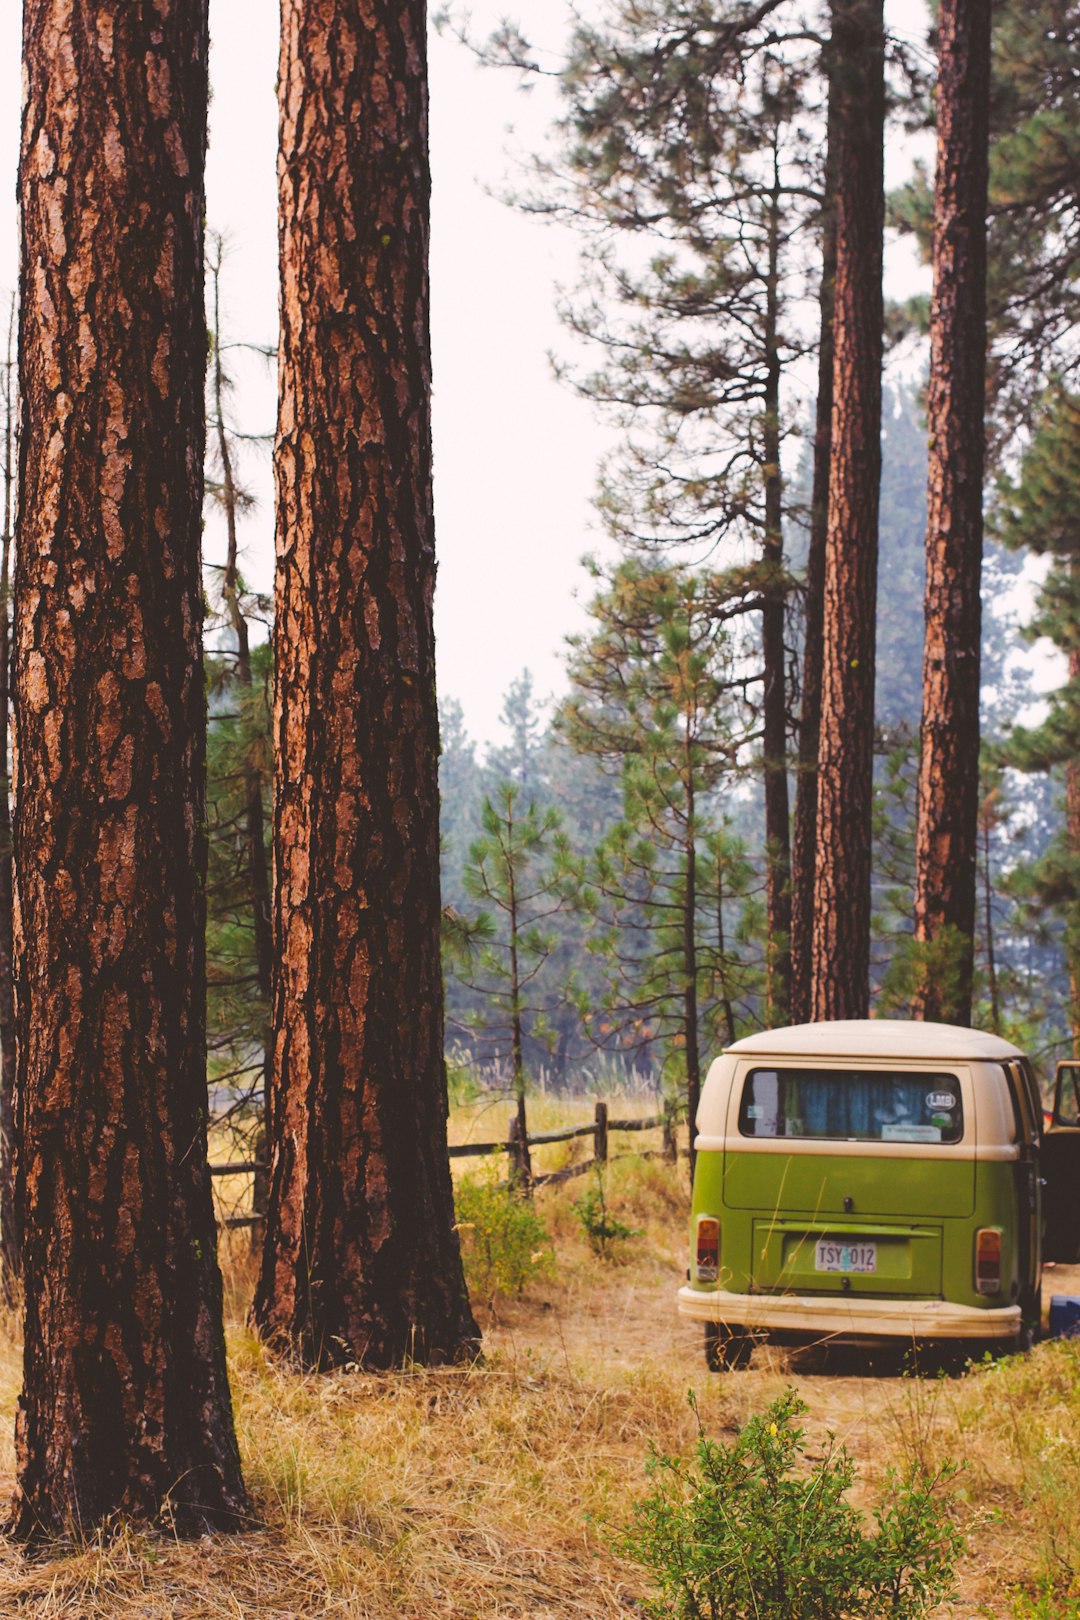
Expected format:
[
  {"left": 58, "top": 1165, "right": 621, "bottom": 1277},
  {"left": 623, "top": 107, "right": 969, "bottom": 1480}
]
[{"left": 677, "top": 1021, "right": 1045, "bottom": 1367}]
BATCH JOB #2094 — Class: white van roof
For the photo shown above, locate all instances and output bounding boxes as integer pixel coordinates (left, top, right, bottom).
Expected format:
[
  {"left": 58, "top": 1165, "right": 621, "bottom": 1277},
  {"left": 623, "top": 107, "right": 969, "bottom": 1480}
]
[{"left": 725, "top": 1019, "right": 1023, "bottom": 1063}]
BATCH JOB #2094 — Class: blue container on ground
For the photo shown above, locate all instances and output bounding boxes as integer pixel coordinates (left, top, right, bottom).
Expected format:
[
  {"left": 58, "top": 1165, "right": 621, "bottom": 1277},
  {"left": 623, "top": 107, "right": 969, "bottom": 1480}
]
[{"left": 1049, "top": 1295, "right": 1080, "bottom": 1338}]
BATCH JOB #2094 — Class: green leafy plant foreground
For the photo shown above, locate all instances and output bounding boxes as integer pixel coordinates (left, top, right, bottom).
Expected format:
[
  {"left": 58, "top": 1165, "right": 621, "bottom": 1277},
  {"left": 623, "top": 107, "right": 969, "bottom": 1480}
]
[
  {"left": 617, "top": 1390, "right": 963, "bottom": 1620},
  {"left": 453, "top": 1160, "right": 555, "bottom": 1304},
  {"left": 572, "top": 1170, "right": 642, "bottom": 1259}
]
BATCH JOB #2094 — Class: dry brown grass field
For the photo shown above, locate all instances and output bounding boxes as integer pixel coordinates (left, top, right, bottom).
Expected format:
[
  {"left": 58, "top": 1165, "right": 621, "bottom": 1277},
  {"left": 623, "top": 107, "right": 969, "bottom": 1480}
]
[{"left": 0, "top": 1094, "right": 1077, "bottom": 1617}]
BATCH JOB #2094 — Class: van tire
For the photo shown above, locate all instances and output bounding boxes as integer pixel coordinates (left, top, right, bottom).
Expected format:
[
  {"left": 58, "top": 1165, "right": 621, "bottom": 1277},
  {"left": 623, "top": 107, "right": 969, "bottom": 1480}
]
[{"left": 704, "top": 1323, "right": 755, "bottom": 1371}]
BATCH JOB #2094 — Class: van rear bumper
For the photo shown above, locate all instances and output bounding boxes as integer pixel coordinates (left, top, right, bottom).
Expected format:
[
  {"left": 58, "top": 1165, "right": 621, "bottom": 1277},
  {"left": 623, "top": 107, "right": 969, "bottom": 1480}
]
[{"left": 677, "top": 1285, "right": 1021, "bottom": 1341}]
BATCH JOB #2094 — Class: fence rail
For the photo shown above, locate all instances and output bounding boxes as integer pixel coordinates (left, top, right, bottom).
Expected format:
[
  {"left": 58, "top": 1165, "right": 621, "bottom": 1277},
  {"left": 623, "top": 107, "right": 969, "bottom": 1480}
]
[{"left": 210, "top": 1098, "right": 680, "bottom": 1225}]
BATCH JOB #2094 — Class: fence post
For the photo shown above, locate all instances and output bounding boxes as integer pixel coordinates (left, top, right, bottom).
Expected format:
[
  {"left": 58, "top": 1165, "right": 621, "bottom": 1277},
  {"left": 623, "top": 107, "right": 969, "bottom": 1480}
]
[
  {"left": 594, "top": 1100, "right": 608, "bottom": 1164},
  {"left": 507, "top": 1114, "right": 530, "bottom": 1191},
  {"left": 662, "top": 1097, "right": 677, "bottom": 1163}
]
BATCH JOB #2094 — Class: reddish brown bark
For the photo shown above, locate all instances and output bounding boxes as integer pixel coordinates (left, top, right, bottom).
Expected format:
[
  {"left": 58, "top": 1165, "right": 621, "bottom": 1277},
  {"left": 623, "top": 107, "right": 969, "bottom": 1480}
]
[
  {"left": 911, "top": 0, "right": 992, "bottom": 1026},
  {"left": 10, "top": 0, "right": 248, "bottom": 1539},
  {"left": 789, "top": 73, "right": 838, "bottom": 1028},
  {"left": 253, "top": 0, "right": 478, "bottom": 1369},
  {"left": 0, "top": 297, "right": 17, "bottom": 1292},
  {"left": 810, "top": 0, "right": 885, "bottom": 1021}
]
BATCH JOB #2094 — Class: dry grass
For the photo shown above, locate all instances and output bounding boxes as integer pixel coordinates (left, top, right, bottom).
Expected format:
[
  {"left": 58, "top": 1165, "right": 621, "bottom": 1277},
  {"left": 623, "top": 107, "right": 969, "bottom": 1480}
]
[
  {"left": 0, "top": 1100, "right": 1077, "bottom": 1616},
  {"left": 873, "top": 1323, "right": 1080, "bottom": 1615}
]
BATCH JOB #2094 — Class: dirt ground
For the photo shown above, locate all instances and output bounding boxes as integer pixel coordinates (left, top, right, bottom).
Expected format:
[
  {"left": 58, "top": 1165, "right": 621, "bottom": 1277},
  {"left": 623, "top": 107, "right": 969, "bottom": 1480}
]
[{"left": 490, "top": 1244, "right": 1080, "bottom": 1440}]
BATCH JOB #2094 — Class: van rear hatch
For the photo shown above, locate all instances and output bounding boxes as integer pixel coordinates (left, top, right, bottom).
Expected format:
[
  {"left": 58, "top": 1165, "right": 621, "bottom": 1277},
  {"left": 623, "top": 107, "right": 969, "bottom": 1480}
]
[
  {"left": 723, "top": 1064, "right": 975, "bottom": 1220},
  {"left": 751, "top": 1219, "right": 943, "bottom": 1296},
  {"left": 723, "top": 1150, "right": 974, "bottom": 1219}
]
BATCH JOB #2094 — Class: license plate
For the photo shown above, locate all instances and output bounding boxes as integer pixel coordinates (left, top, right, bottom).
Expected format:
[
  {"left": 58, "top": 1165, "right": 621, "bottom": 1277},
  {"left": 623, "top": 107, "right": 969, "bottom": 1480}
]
[{"left": 815, "top": 1240, "right": 877, "bottom": 1274}]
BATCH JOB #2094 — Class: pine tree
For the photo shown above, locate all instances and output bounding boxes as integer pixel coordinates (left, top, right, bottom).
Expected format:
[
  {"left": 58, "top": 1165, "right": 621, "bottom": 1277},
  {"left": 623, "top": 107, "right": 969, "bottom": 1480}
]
[
  {"left": 789, "top": 68, "right": 838, "bottom": 1026},
  {"left": 486, "top": 672, "right": 546, "bottom": 797},
  {"left": 560, "top": 556, "right": 765, "bottom": 1160},
  {"left": 810, "top": 0, "right": 885, "bottom": 1020},
  {"left": 460, "top": 786, "right": 572, "bottom": 1178},
  {"left": 995, "top": 388, "right": 1080, "bottom": 1048},
  {"left": 889, "top": 0, "right": 1080, "bottom": 446},
  {"left": 253, "top": 0, "right": 478, "bottom": 1369},
  {"left": 0, "top": 296, "right": 16, "bottom": 1291},
  {"left": 985, "top": 0, "right": 1080, "bottom": 432},
  {"left": 492, "top": 0, "right": 838, "bottom": 1022},
  {"left": 911, "top": 0, "right": 992, "bottom": 1027},
  {"left": 11, "top": 0, "right": 247, "bottom": 1536}
]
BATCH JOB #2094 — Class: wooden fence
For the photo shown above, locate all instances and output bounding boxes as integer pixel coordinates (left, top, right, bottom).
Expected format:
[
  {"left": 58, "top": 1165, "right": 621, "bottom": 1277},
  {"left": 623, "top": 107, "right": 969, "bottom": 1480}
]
[{"left": 211, "top": 1099, "right": 680, "bottom": 1228}]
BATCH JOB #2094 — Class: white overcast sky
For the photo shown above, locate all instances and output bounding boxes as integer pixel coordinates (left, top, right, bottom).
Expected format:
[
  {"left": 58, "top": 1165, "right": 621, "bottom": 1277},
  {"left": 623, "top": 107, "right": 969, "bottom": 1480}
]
[{"left": 0, "top": 1, "right": 936, "bottom": 749}]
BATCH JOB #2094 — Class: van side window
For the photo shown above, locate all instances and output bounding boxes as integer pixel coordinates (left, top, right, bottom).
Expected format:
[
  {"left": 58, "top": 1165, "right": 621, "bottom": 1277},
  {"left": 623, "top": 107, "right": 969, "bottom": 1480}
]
[
  {"left": 1055, "top": 1065, "right": 1080, "bottom": 1127},
  {"left": 1003, "top": 1061, "right": 1038, "bottom": 1146},
  {"left": 739, "top": 1068, "right": 964, "bottom": 1144}
]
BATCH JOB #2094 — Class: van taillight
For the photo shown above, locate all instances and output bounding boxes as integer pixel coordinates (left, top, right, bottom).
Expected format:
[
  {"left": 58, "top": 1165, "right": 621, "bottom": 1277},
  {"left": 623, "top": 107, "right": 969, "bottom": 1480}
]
[
  {"left": 695, "top": 1217, "right": 719, "bottom": 1283},
  {"left": 975, "top": 1228, "right": 1002, "bottom": 1296}
]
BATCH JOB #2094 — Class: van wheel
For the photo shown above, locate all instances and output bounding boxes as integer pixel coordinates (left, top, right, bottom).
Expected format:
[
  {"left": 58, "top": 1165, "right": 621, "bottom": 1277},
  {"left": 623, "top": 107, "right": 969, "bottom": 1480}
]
[{"left": 705, "top": 1323, "right": 754, "bottom": 1371}]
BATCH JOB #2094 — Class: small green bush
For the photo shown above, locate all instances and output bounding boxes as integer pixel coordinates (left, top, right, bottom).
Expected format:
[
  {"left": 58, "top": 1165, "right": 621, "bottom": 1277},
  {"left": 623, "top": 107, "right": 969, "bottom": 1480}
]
[
  {"left": 454, "top": 1160, "right": 555, "bottom": 1304},
  {"left": 572, "top": 1171, "right": 642, "bottom": 1259},
  {"left": 617, "top": 1389, "right": 963, "bottom": 1620},
  {"left": 1013, "top": 1585, "right": 1080, "bottom": 1620}
]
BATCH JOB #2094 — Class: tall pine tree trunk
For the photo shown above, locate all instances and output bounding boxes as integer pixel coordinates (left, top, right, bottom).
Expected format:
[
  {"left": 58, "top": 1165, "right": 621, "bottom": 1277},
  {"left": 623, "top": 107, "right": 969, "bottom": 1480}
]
[
  {"left": 11, "top": 0, "right": 248, "bottom": 1537},
  {"left": 790, "top": 72, "right": 838, "bottom": 1028},
  {"left": 810, "top": 0, "right": 885, "bottom": 1021},
  {"left": 0, "top": 296, "right": 17, "bottom": 1293},
  {"left": 253, "top": 0, "right": 478, "bottom": 1369},
  {"left": 761, "top": 152, "right": 791, "bottom": 1026},
  {"left": 911, "top": 0, "right": 992, "bottom": 1026}
]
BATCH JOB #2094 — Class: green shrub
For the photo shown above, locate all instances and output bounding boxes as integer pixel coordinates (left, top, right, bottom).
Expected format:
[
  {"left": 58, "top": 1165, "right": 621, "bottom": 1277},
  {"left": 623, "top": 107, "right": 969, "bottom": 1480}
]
[
  {"left": 1013, "top": 1585, "right": 1080, "bottom": 1619},
  {"left": 454, "top": 1160, "right": 555, "bottom": 1304},
  {"left": 572, "top": 1170, "right": 642, "bottom": 1259},
  {"left": 617, "top": 1389, "right": 963, "bottom": 1620}
]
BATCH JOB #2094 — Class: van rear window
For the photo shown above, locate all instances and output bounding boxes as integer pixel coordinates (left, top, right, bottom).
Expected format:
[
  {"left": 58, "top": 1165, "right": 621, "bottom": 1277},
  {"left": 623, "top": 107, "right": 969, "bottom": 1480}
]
[{"left": 739, "top": 1068, "right": 964, "bottom": 1144}]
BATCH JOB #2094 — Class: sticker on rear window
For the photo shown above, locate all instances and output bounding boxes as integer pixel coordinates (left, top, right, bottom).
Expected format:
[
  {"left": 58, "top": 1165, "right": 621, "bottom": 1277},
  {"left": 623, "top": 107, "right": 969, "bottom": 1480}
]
[{"left": 926, "top": 1091, "right": 956, "bottom": 1109}]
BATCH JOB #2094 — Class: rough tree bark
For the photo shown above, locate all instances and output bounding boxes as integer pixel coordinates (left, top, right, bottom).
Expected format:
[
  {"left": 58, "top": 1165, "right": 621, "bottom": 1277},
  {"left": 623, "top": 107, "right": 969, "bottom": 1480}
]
[
  {"left": 252, "top": 0, "right": 479, "bottom": 1369},
  {"left": 0, "top": 297, "right": 18, "bottom": 1292},
  {"left": 810, "top": 0, "right": 885, "bottom": 1021},
  {"left": 911, "top": 0, "right": 992, "bottom": 1026},
  {"left": 10, "top": 0, "right": 249, "bottom": 1539},
  {"left": 789, "top": 69, "right": 838, "bottom": 1028}
]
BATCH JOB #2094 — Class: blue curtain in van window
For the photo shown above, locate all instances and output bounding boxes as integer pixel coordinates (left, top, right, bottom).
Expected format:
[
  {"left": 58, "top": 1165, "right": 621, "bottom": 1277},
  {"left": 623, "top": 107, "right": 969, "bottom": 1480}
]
[{"left": 750, "top": 1069, "right": 962, "bottom": 1141}]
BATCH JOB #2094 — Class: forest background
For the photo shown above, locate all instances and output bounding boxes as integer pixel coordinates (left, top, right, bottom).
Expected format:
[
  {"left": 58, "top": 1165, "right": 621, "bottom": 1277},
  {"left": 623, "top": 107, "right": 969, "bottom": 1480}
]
[{"left": 161, "top": 0, "right": 1077, "bottom": 1102}]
